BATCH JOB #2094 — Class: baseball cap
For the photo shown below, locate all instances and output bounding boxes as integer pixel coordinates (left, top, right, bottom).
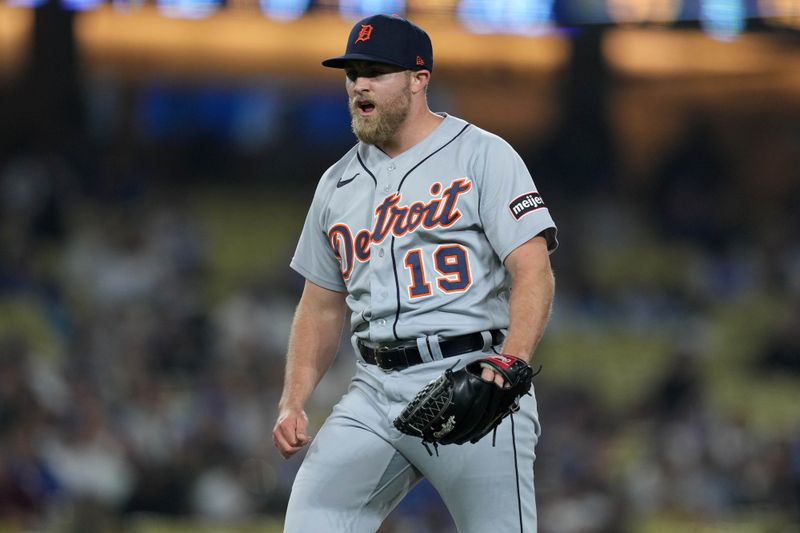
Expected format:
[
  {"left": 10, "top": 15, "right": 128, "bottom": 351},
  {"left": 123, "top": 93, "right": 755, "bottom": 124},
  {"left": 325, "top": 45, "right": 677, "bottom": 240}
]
[{"left": 322, "top": 14, "right": 433, "bottom": 72}]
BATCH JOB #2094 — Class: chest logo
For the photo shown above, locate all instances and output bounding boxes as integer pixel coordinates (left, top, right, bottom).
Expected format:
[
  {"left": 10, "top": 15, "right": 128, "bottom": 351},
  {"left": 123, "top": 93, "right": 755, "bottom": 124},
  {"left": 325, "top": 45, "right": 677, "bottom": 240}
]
[
  {"left": 328, "top": 178, "right": 472, "bottom": 280},
  {"left": 337, "top": 173, "right": 359, "bottom": 188}
]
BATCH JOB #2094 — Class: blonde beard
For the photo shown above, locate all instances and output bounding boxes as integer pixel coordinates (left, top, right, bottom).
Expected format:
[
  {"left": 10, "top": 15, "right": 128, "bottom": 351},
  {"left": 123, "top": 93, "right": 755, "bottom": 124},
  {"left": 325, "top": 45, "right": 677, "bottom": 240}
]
[{"left": 350, "top": 84, "right": 412, "bottom": 146}]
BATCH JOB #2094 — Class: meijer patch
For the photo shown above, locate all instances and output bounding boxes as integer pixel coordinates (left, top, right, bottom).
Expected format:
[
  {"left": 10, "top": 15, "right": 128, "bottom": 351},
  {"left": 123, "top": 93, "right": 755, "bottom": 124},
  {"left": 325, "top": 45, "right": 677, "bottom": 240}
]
[{"left": 508, "top": 192, "right": 546, "bottom": 220}]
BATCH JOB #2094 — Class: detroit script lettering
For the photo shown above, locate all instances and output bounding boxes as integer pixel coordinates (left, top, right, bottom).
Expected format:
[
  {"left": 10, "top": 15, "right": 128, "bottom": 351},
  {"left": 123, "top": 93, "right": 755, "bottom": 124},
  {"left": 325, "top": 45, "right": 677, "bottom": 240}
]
[{"left": 328, "top": 178, "right": 472, "bottom": 280}]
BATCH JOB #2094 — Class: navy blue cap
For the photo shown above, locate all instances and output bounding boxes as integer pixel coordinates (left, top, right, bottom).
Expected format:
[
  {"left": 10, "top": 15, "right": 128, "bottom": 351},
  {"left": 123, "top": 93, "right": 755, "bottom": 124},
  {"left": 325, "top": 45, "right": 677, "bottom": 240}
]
[{"left": 322, "top": 14, "right": 433, "bottom": 72}]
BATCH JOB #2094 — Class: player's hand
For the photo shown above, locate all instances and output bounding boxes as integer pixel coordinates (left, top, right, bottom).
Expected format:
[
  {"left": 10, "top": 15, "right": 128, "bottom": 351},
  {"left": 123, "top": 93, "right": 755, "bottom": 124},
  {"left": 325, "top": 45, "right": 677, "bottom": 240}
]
[
  {"left": 480, "top": 366, "right": 509, "bottom": 388},
  {"left": 272, "top": 408, "right": 313, "bottom": 459}
]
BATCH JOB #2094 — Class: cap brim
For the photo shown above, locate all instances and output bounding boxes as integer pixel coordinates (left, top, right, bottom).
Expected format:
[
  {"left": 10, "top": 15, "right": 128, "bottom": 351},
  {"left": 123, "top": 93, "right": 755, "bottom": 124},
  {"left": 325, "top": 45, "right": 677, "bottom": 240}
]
[{"left": 321, "top": 53, "right": 411, "bottom": 70}]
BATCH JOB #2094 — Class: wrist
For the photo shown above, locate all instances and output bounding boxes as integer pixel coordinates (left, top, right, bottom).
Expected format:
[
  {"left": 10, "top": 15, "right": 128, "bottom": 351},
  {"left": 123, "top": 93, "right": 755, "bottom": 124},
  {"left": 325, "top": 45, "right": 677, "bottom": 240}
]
[
  {"left": 278, "top": 398, "right": 306, "bottom": 413},
  {"left": 496, "top": 351, "right": 531, "bottom": 364}
]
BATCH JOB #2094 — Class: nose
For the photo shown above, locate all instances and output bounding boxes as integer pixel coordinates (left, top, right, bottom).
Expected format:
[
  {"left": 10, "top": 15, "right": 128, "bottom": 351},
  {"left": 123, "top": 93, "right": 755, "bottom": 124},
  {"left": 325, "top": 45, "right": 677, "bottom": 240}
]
[{"left": 352, "top": 75, "right": 371, "bottom": 93}]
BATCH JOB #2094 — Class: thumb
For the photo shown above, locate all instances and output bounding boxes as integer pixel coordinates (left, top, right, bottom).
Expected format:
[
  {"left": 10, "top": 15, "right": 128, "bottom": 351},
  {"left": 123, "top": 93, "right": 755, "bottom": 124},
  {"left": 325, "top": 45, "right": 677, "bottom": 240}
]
[{"left": 295, "top": 418, "right": 312, "bottom": 443}]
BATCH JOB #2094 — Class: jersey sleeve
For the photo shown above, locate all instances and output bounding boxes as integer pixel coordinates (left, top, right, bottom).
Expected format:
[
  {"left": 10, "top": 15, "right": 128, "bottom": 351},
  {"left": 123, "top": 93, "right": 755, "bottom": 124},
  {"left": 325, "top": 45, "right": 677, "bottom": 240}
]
[
  {"left": 476, "top": 137, "right": 558, "bottom": 262},
  {"left": 290, "top": 176, "right": 347, "bottom": 293}
]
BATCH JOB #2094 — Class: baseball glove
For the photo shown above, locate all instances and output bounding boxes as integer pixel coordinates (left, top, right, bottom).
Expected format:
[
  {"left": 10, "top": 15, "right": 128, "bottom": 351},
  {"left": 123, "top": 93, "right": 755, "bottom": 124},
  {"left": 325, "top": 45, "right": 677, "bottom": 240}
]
[{"left": 393, "top": 354, "right": 535, "bottom": 454}]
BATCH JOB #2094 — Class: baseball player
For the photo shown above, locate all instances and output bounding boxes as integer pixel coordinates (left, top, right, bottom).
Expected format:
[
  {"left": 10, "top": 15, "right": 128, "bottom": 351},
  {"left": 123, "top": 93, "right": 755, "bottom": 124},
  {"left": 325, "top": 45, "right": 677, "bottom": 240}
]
[{"left": 272, "top": 14, "right": 557, "bottom": 533}]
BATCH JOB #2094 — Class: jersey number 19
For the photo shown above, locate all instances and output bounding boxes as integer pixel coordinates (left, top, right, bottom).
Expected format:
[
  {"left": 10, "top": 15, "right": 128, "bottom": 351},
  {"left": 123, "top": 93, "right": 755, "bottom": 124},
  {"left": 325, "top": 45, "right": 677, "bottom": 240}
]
[{"left": 403, "top": 245, "right": 472, "bottom": 299}]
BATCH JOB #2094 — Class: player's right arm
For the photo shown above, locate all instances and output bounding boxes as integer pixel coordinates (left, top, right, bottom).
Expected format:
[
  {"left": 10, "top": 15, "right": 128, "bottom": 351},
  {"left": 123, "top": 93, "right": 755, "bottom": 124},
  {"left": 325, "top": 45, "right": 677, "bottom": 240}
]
[{"left": 272, "top": 280, "right": 348, "bottom": 459}]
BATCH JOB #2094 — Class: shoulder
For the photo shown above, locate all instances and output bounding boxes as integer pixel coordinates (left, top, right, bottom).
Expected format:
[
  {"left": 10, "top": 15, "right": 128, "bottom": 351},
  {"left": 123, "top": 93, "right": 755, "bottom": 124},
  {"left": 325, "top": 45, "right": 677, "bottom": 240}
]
[
  {"left": 443, "top": 118, "right": 523, "bottom": 178},
  {"left": 462, "top": 121, "right": 519, "bottom": 156},
  {"left": 439, "top": 114, "right": 519, "bottom": 160},
  {"left": 434, "top": 114, "right": 520, "bottom": 168}
]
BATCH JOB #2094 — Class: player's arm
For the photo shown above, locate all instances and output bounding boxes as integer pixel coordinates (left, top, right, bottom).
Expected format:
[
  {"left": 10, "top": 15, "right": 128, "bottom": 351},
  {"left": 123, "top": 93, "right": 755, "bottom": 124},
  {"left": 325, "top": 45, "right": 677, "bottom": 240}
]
[
  {"left": 481, "top": 234, "right": 554, "bottom": 386},
  {"left": 273, "top": 280, "right": 348, "bottom": 458}
]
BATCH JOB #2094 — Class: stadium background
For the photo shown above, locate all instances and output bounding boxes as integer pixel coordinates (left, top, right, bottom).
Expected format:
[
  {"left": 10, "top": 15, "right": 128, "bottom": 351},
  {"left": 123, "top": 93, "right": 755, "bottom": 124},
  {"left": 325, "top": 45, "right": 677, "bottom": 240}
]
[{"left": 0, "top": 1, "right": 799, "bottom": 532}]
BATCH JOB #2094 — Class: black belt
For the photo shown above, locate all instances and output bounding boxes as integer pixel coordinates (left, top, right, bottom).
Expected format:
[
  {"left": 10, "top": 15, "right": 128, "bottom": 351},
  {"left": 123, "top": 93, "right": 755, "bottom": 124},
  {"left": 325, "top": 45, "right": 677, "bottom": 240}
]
[{"left": 358, "top": 330, "right": 505, "bottom": 371}]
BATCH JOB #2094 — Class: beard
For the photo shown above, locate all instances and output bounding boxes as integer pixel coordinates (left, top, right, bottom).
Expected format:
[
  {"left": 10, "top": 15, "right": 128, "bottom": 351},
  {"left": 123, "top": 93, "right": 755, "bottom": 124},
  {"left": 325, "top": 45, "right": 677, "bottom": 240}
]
[{"left": 350, "top": 83, "right": 412, "bottom": 146}]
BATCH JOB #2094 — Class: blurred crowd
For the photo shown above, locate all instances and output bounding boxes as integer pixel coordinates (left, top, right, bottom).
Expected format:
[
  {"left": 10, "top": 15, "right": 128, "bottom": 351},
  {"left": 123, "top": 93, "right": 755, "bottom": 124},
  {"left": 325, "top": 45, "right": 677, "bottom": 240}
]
[
  {"left": 1, "top": 136, "right": 799, "bottom": 533},
  {"left": 1, "top": 63, "right": 800, "bottom": 533}
]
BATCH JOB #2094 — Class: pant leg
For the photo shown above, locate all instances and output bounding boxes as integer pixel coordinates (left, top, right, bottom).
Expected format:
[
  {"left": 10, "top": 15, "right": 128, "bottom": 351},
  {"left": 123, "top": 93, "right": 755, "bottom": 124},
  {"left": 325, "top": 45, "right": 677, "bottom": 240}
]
[
  {"left": 387, "top": 355, "right": 541, "bottom": 533},
  {"left": 424, "top": 395, "right": 539, "bottom": 533},
  {"left": 284, "top": 378, "right": 422, "bottom": 533}
]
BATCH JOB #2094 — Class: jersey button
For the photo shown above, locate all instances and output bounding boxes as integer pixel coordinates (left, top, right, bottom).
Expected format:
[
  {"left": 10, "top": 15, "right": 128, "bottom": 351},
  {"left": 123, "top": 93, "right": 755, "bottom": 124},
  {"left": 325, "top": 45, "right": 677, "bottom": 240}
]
[
  {"left": 377, "top": 319, "right": 386, "bottom": 326},
  {"left": 383, "top": 184, "right": 391, "bottom": 193},
  {"left": 388, "top": 163, "right": 396, "bottom": 171},
  {"left": 378, "top": 249, "right": 385, "bottom": 258}
]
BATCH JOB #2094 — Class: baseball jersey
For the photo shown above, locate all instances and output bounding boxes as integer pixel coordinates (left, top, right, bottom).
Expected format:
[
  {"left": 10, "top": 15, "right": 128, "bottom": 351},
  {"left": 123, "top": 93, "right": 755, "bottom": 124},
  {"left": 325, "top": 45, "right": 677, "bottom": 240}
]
[{"left": 291, "top": 113, "right": 557, "bottom": 344}]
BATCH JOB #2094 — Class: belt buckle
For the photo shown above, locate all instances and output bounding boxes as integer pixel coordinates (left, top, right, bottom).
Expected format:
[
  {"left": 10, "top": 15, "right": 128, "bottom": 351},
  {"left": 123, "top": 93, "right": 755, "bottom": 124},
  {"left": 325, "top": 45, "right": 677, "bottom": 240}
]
[{"left": 375, "top": 345, "right": 395, "bottom": 373}]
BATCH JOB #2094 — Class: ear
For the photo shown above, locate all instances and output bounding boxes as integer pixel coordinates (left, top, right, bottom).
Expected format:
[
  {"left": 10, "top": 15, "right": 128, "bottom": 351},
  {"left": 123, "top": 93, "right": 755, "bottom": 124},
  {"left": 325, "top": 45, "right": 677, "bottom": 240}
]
[{"left": 410, "top": 70, "right": 430, "bottom": 95}]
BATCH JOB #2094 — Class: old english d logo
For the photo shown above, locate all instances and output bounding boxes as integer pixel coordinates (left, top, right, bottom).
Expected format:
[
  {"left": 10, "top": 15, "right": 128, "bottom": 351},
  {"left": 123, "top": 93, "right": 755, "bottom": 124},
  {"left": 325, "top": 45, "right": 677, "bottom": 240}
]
[{"left": 355, "top": 24, "right": 373, "bottom": 43}]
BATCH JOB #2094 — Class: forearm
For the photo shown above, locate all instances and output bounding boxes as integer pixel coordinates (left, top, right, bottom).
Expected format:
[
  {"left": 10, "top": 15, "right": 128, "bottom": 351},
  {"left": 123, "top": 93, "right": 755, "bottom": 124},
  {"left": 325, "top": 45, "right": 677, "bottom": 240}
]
[
  {"left": 279, "top": 290, "right": 347, "bottom": 411},
  {"left": 502, "top": 242, "right": 555, "bottom": 363}
]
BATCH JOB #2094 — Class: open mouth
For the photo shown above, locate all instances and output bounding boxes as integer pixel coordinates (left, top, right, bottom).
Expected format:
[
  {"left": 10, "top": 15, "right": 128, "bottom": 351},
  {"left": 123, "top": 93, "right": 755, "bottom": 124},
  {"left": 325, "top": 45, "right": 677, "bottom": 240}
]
[{"left": 356, "top": 101, "right": 376, "bottom": 116}]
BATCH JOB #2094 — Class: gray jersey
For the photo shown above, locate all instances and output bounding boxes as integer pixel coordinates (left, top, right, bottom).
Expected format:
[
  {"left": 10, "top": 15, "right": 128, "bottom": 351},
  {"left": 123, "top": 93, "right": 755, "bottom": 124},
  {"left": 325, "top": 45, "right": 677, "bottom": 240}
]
[{"left": 291, "top": 113, "right": 557, "bottom": 344}]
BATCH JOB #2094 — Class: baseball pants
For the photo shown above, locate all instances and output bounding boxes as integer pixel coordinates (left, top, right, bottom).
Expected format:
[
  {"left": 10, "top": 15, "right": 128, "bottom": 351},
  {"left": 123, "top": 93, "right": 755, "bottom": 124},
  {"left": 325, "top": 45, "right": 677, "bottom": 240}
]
[{"left": 283, "top": 340, "right": 541, "bottom": 533}]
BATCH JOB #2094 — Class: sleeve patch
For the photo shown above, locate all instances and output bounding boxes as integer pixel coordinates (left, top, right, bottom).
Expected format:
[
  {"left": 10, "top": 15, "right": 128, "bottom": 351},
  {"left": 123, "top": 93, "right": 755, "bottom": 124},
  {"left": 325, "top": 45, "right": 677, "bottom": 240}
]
[{"left": 508, "top": 192, "right": 546, "bottom": 220}]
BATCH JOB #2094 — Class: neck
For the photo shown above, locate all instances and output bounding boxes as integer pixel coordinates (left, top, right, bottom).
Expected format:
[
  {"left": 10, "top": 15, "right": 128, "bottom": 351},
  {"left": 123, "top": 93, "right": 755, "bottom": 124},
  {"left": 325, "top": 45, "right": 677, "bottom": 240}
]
[{"left": 376, "top": 107, "right": 444, "bottom": 159}]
